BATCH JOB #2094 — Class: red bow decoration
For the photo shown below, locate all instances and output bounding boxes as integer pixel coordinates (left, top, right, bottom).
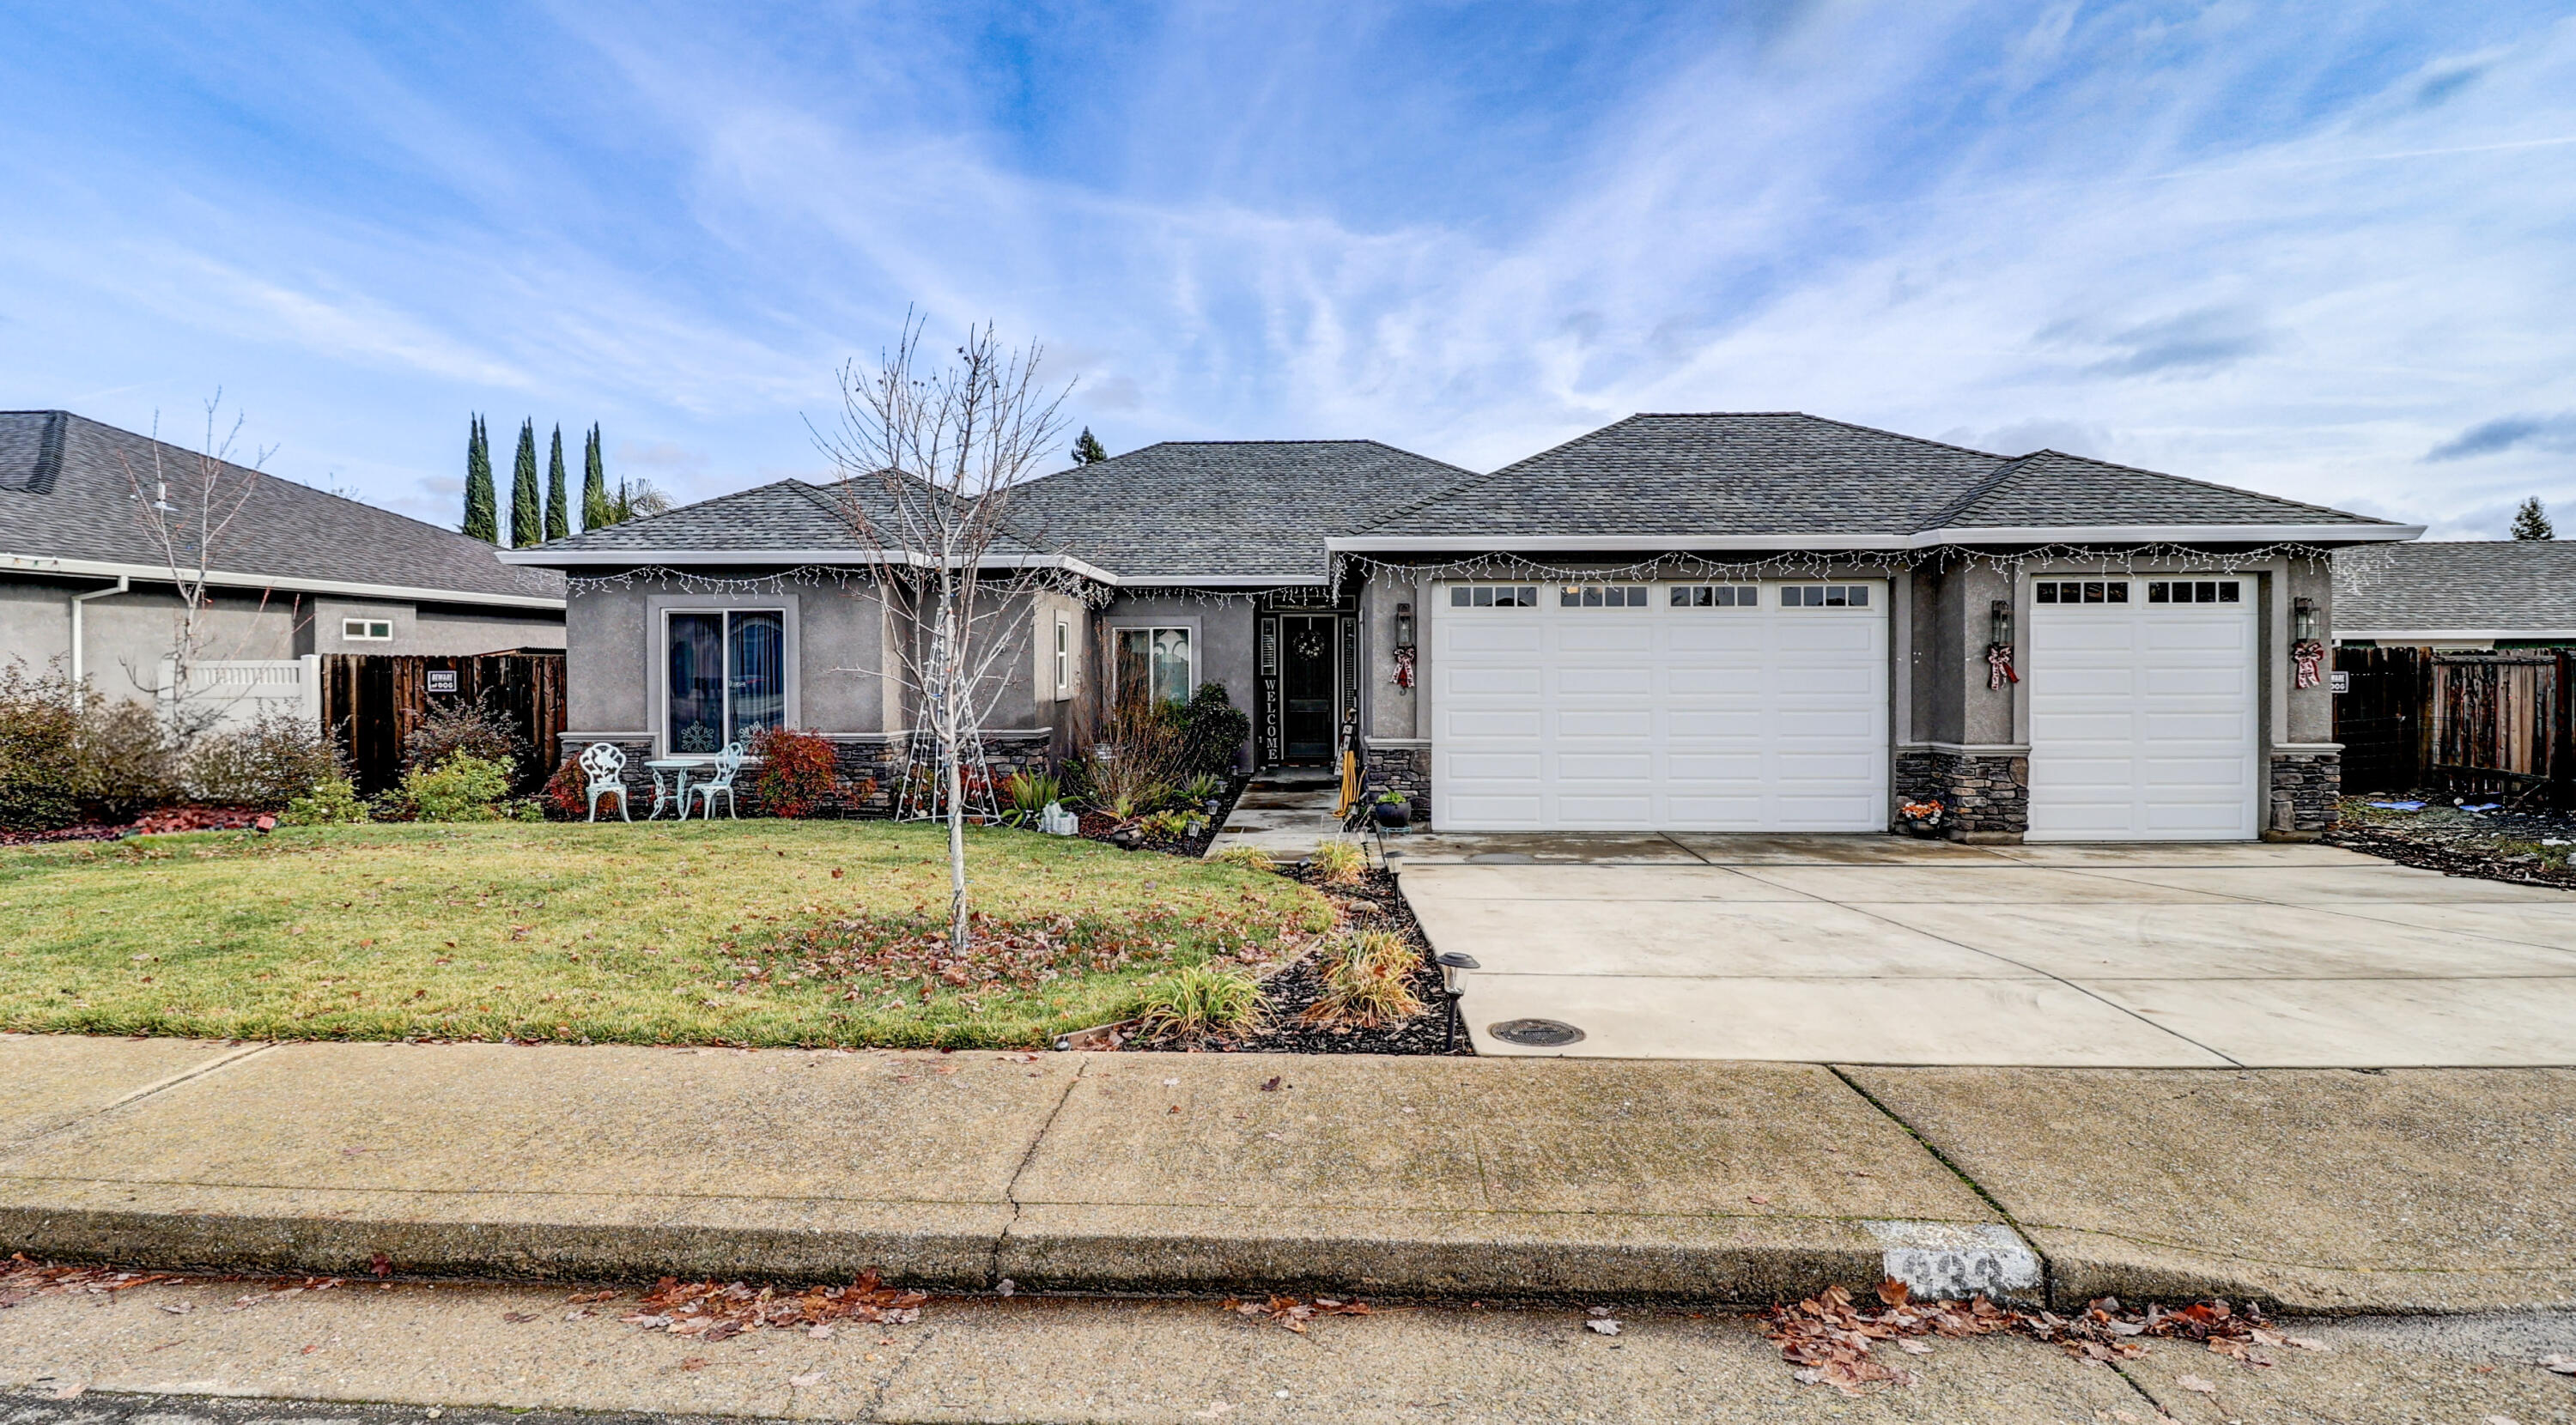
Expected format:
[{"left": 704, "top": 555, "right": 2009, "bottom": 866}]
[
  {"left": 2292, "top": 639, "right": 2326, "bottom": 690},
  {"left": 1393, "top": 646, "right": 1416, "bottom": 690},
  {"left": 1986, "top": 642, "right": 2019, "bottom": 690}
]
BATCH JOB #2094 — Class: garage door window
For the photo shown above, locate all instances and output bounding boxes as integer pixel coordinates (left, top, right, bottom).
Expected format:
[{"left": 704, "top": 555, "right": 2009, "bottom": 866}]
[
  {"left": 2147, "top": 579, "right": 2241, "bottom": 603},
  {"left": 1559, "top": 584, "right": 1649, "bottom": 607},
  {"left": 1670, "top": 585, "right": 1759, "bottom": 607},
  {"left": 1780, "top": 585, "right": 1870, "bottom": 608},
  {"left": 1449, "top": 585, "right": 1540, "bottom": 607},
  {"left": 2035, "top": 580, "right": 2132, "bottom": 604}
]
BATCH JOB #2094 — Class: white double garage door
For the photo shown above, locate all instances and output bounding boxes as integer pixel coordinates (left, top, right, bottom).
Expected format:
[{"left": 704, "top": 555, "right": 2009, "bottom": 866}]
[{"left": 1431, "top": 578, "right": 2259, "bottom": 838}]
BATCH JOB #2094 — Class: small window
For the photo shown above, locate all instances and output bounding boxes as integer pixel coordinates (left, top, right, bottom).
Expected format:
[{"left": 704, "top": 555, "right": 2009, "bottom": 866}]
[
  {"left": 1115, "top": 626, "right": 1193, "bottom": 705},
  {"left": 2035, "top": 580, "right": 2129, "bottom": 604},
  {"left": 1781, "top": 585, "right": 1871, "bottom": 608},
  {"left": 1449, "top": 585, "right": 1540, "bottom": 608},
  {"left": 342, "top": 618, "right": 393, "bottom": 641},
  {"left": 1559, "top": 584, "right": 1648, "bottom": 608},
  {"left": 1053, "top": 614, "right": 1072, "bottom": 696},
  {"left": 1670, "top": 585, "right": 1759, "bottom": 608},
  {"left": 2146, "top": 579, "right": 2242, "bottom": 604}
]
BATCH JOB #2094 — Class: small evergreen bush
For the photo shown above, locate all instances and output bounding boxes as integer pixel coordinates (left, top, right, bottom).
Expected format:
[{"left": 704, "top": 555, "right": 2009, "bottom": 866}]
[
  {"left": 185, "top": 711, "right": 346, "bottom": 808},
  {"left": 0, "top": 664, "right": 84, "bottom": 832},
  {"left": 388, "top": 752, "right": 515, "bottom": 822},
  {"left": 281, "top": 774, "right": 371, "bottom": 826},
  {"left": 1176, "top": 682, "right": 1250, "bottom": 775}
]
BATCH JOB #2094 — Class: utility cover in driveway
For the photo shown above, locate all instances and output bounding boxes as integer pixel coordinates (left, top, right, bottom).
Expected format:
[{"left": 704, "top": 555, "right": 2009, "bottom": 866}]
[{"left": 1431, "top": 579, "right": 1888, "bottom": 831}]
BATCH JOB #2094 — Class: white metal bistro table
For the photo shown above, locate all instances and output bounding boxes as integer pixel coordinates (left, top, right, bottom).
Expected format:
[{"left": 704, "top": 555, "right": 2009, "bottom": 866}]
[{"left": 641, "top": 758, "right": 700, "bottom": 820}]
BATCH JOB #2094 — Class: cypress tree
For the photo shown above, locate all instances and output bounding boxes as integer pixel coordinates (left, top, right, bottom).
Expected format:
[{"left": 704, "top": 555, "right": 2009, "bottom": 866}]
[
  {"left": 462, "top": 415, "right": 498, "bottom": 542},
  {"left": 1071, "top": 427, "right": 1109, "bottom": 464},
  {"left": 544, "top": 424, "right": 570, "bottom": 541},
  {"left": 2513, "top": 497, "right": 2555, "bottom": 541},
  {"left": 509, "top": 419, "right": 541, "bottom": 548},
  {"left": 581, "top": 424, "right": 609, "bottom": 531}
]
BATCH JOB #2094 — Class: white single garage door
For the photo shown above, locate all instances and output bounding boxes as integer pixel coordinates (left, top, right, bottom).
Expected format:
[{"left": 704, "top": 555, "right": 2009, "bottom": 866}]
[
  {"left": 1431, "top": 579, "right": 1888, "bottom": 831},
  {"left": 2026, "top": 576, "right": 2260, "bottom": 841}
]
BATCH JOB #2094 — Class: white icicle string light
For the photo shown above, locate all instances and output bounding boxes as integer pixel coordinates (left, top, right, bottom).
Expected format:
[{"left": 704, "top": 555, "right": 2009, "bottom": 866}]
[
  {"left": 561, "top": 561, "right": 1117, "bottom": 607},
  {"left": 1325, "top": 541, "right": 2337, "bottom": 596}
]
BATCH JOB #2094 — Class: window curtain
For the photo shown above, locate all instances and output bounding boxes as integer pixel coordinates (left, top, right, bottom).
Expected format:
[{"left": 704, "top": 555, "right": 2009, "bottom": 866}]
[
  {"left": 728, "top": 610, "right": 786, "bottom": 737},
  {"left": 668, "top": 613, "right": 725, "bottom": 753},
  {"left": 1115, "top": 628, "right": 1191, "bottom": 706}
]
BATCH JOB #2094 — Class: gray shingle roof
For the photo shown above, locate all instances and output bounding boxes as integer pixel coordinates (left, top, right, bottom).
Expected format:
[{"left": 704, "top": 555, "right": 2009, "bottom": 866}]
[
  {"left": 524, "top": 474, "right": 1044, "bottom": 560},
  {"left": 2334, "top": 541, "right": 2576, "bottom": 634},
  {"left": 1353, "top": 413, "right": 2397, "bottom": 541},
  {"left": 0, "top": 411, "right": 563, "bottom": 603},
  {"left": 1000, "top": 440, "right": 1479, "bottom": 580}
]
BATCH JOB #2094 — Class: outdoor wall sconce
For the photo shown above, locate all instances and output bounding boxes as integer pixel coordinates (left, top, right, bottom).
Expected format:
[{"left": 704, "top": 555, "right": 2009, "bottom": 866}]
[
  {"left": 1985, "top": 598, "right": 2019, "bottom": 689},
  {"left": 1392, "top": 601, "right": 1418, "bottom": 691},
  {"left": 2292, "top": 597, "right": 2325, "bottom": 689},
  {"left": 1436, "top": 950, "right": 1479, "bottom": 1051}
]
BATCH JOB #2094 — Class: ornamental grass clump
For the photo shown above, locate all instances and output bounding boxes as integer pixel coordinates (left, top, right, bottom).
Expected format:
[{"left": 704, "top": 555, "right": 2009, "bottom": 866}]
[
  {"left": 1209, "top": 844, "right": 1277, "bottom": 874},
  {"left": 1309, "top": 837, "right": 1367, "bottom": 885},
  {"left": 1303, "top": 929, "right": 1425, "bottom": 1027},
  {"left": 1132, "top": 963, "right": 1266, "bottom": 1040}
]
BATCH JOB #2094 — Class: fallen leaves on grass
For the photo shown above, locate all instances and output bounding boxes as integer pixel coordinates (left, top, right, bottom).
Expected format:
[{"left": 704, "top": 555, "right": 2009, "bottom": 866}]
[
  {"left": 1759, "top": 1283, "right": 2321, "bottom": 1396},
  {"left": 1222, "top": 1295, "right": 1371, "bottom": 1334},
  {"left": 623, "top": 1272, "right": 927, "bottom": 1341}
]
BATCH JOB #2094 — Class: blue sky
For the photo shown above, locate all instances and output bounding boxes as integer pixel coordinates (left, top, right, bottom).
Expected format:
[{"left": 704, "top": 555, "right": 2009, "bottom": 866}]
[{"left": 3, "top": 2, "right": 2573, "bottom": 537}]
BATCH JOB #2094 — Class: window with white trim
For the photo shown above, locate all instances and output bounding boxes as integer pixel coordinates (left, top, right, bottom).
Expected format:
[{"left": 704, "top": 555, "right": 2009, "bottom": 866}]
[
  {"left": 341, "top": 618, "right": 392, "bottom": 641},
  {"left": 1559, "top": 584, "right": 1649, "bottom": 607},
  {"left": 1053, "top": 613, "right": 1073, "bottom": 697},
  {"left": 1669, "top": 585, "right": 1759, "bottom": 607},
  {"left": 1115, "top": 627, "right": 1193, "bottom": 705},
  {"left": 1448, "top": 585, "right": 1540, "bottom": 607},
  {"left": 2146, "top": 579, "right": 2241, "bottom": 603},
  {"left": 1780, "top": 585, "right": 1871, "bottom": 608},
  {"left": 666, "top": 609, "right": 786, "bottom": 755},
  {"left": 2034, "top": 580, "right": 2129, "bottom": 604}
]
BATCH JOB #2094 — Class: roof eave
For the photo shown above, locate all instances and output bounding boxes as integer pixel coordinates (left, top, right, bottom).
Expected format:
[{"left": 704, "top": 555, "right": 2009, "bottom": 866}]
[
  {"left": 499, "top": 547, "right": 1121, "bottom": 585},
  {"left": 1914, "top": 523, "right": 2423, "bottom": 547},
  {"left": 1327, "top": 524, "right": 2422, "bottom": 554},
  {"left": 1327, "top": 533, "right": 1916, "bottom": 553},
  {"left": 2333, "top": 628, "right": 2576, "bottom": 642},
  {"left": 0, "top": 551, "right": 564, "bottom": 610}
]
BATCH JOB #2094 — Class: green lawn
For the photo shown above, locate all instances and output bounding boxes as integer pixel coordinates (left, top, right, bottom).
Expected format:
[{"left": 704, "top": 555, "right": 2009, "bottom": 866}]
[{"left": 0, "top": 822, "right": 1331, "bottom": 1048}]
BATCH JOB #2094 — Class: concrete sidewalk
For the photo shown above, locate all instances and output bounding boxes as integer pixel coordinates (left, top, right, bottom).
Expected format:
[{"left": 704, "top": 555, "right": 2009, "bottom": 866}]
[{"left": 2, "top": 1034, "right": 2568, "bottom": 1314}]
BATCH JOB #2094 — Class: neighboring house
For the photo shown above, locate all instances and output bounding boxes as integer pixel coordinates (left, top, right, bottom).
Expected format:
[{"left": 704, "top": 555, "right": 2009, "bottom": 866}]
[
  {"left": 506, "top": 412, "right": 2415, "bottom": 842},
  {"left": 1, "top": 410, "right": 567, "bottom": 715},
  {"left": 2331, "top": 541, "right": 2576, "bottom": 649}
]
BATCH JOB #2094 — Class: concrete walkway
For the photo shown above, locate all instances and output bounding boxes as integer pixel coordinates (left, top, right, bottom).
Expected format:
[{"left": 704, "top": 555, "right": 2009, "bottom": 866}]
[
  {"left": 1204, "top": 769, "right": 1349, "bottom": 859},
  {"left": 1392, "top": 834, "right": 2576, "bottom": 1066},
  {"left": 3, "top": 1034, "right": 2570, "bottom": 1314}
]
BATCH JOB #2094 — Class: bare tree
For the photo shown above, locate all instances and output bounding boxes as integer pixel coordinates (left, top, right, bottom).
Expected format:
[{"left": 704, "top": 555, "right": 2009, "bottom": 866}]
[
  {"left": 118, "top": 393, "right": 274, "bottom": 737},
  {"left": 814, "top": 316, "right": 1073, "bottom": 955}
]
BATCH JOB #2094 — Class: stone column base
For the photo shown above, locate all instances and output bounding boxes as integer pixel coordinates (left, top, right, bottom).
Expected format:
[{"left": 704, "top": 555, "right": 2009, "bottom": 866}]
[
  {"left": 1896, "top": 746, "right": 2030, "bottom": 840},
  {"left": 1361, "top": 743, "right": 1432, "bottom": 826},
  {"left": 2268, "top": 748, "right": 2342, "bottom": 837}
]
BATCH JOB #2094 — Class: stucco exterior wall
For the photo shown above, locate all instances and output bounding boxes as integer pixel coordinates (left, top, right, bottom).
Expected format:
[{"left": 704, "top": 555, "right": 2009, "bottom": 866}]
[
  {"left": 309, "top": 596, "right": 562, "bottom": 657},
  {"left": 0, "top": 577, "right": 301, "bottom": 700},
  {"left": 1097, "top": 591, "right": 1258, "bottom": 712}
]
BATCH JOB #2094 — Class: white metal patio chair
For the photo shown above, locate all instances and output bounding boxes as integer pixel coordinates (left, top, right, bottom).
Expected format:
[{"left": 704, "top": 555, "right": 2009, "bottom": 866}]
[
  {"left": 578, "top": 743, "right": 630, "bottom": 822},
  {"left": 684, "top": 741, "right": 747, "bottom": 821}
]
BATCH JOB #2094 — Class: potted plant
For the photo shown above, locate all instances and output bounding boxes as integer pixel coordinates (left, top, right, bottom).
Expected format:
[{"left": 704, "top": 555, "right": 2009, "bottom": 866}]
[
  {"left": 1895, "top": 798, "right": 1945, "bottom": 839},
  {"left": 1371, "top": 789, "right": 1413, "bottom": 830}
]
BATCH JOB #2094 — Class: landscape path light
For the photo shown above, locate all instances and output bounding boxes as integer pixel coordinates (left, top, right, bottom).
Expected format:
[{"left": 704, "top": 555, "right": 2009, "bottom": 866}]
[{"left": 1435, "top": 950, "right": 1479, "bottom": 1051}]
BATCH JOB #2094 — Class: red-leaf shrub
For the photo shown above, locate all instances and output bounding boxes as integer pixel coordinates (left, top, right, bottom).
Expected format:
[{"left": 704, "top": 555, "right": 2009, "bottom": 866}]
[
  {"left": 540, "top": 758, "right": 588, "bottom": 820},
  {"left": 750, "top": 727, "right": 839, "bottom": 818}
]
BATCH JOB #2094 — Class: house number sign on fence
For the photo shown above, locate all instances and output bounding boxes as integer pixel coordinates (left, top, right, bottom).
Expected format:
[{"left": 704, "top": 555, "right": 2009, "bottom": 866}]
[
  {"left": 2331, "top": 670, "right": 2349, "bottom": 694},
  {"left": 425, "top": 670, "right": 459, "bottom": 694}
]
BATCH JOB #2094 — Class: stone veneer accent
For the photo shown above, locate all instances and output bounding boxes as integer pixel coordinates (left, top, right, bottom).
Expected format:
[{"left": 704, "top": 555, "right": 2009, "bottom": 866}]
[
  {"left": 554, "top": 731, "right": 1054, "bottom": 819},
  {"left": 2267, "top": 749, "right": 2342, "bottom": 839},
  {"left": 1895, "top": 746, "right": 2029, "bottom": 840},
  {"left": 1361, "top": 743, "right": 1432, "bottom": 823}
]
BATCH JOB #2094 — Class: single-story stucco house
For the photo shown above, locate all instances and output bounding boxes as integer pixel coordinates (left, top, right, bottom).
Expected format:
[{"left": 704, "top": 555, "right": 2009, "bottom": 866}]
[
  {"left": 502, "top": 413, "right": 2416, "bottom": 842},
  {"left": 2332, "top": 540, "right": 2576, "bottom": 650},
  {"left": 3, "top": 409, "right": 567, "bottom": 709}
]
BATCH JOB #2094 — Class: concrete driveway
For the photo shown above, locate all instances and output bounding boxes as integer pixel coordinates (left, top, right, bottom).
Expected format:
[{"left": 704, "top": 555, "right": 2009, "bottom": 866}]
[{"left": 1390, "top": 834, "right": 2576, "bottom": 1066}]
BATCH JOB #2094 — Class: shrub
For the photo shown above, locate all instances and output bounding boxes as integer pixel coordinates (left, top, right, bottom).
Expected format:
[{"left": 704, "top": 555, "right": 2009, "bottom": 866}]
[
  {"left": 1132, "top": 964, "right": 1266, "bottom": 1040},
  {"left": 402, "top": 699, "right": 523, "bottom": 775},
  {"left": 281, "top": 774, "right": 371, "bottom": 826},
  {"left": 749, "top": 727, "right": 838, "bottom": 818},
  {"left": 1137, "top": 808, "right": 1206, "bottom": 843},
  {"left": 1176, "top": 682, "right": 1251, "bottom": 774},
  {"left": 1000, "top": 769, "right": 1061, "bottom": 815},
  {"left": 74, "top": 697, "right": 187, "bottom": 822},
  {"left": 0, "top": 663, "right": 85, "bottom": 832},
  {"left": 389, "top": 752, "right": 515, "bottom": 822},
  {"left": 1304, "top": 929, "right": 1425, "bottom": 1027},
  {"left": 1073, "top": 689, "right": 1184, "bottom": 820},
  {"left": 1209, "top": 844, "right": 1277, "bottom": 874},
  {"left": 1177, "top": 771, "right": 1224, "bottom": 806},
  {"left": 539, "top": 757, "right": 589, "bottom": 820},
  {"left": 1309, "top": 838, "right": 1367, "bottom": 885},
  {"left": 184, "top": 711, "right": 345, "bottom": 808}
]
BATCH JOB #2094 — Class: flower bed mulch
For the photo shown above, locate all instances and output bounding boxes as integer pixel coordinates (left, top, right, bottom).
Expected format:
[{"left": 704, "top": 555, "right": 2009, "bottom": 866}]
[
  {"left": 1071, "top": 773, "right": 1249, "bottom": 859},
  {"left": 1116, "top": 864, "right": 1472, "bottom": 1056},
  {"left": 2324, "top": 796, "right": 2576, "bottom": 890},
  {"left": 0, "top": 805, "right": 274, "bottom": 846}
]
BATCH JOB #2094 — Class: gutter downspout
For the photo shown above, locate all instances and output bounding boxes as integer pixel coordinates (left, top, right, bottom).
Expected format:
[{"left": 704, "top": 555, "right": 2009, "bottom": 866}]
[{"left": 69, "top": 575, "right": 130, "bottom": 687}]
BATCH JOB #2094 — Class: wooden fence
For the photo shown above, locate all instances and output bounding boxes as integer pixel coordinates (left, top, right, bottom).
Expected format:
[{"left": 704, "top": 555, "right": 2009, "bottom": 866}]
[
  {"left": 319, "top": 651, "right": 567, "bottom": 795},
  {"left": 2334, "top": 646, "right": 2575, "bottom": 802}
]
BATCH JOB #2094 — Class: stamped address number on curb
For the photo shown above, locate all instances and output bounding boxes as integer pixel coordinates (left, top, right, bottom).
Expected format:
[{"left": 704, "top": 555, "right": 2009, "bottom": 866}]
[{"left": 1866, "top": 1221, "right": 2043, "bottom": 1306}]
